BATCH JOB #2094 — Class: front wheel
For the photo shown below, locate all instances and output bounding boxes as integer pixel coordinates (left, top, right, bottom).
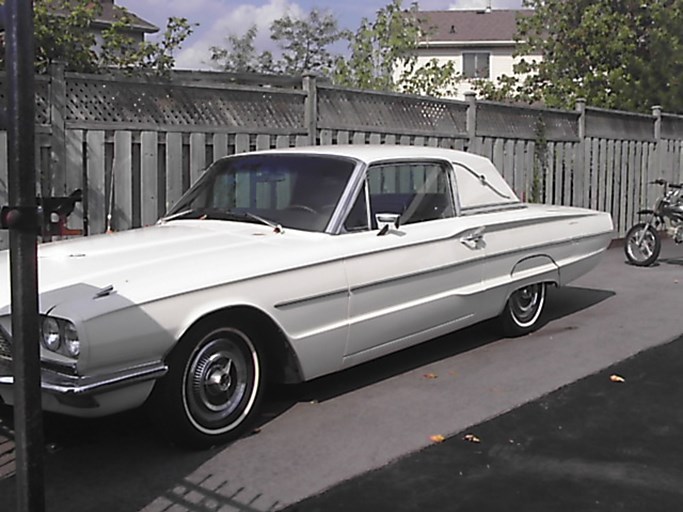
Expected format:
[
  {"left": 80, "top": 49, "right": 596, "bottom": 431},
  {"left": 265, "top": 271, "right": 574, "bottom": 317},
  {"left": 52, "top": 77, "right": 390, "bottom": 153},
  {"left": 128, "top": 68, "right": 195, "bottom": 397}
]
[
  {"left": 500, "top": 283, "right": 547, "bottom": 337},
  {"left": 624, "top": 223, "right": 661, "bottom": 266},
  {"left": 148, "top": 319, "right": 265, "bottom": 449}
]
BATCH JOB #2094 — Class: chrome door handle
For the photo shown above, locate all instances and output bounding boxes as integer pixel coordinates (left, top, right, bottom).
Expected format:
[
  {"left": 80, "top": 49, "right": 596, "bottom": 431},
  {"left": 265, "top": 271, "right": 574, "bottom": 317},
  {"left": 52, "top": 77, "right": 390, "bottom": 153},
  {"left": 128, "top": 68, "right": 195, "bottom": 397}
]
[{"left": 459, "top": 227, "right": 485, "bottom": 246}]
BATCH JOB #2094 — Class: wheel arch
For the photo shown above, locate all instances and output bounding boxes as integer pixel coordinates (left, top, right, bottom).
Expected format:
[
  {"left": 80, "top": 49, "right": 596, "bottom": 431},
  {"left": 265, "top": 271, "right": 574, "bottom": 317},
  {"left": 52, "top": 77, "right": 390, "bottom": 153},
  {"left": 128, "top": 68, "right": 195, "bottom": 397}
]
[{"left": 169, "top": 305, "right": 304, "bottom": 385}]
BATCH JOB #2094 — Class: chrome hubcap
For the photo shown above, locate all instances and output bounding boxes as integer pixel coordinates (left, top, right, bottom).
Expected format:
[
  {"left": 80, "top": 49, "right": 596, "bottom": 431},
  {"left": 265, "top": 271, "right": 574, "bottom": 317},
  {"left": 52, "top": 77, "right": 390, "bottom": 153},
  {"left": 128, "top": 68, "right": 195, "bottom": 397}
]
[
  {"left": 510, "top": 284, "right": 543, "bottom": 326},
  {"left": 184, "top": 330, "right": 256, "bottom": 430},
  {"left": 627, "top": 229, "right": 655, "bottom": 261}
]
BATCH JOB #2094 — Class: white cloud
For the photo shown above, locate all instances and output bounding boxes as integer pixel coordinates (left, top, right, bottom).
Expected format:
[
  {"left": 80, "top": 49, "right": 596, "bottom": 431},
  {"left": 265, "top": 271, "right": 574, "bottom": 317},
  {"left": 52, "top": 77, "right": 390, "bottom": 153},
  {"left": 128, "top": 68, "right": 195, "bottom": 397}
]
[{"left": 174, "top": 0, "right": 304, "bottom": 70}]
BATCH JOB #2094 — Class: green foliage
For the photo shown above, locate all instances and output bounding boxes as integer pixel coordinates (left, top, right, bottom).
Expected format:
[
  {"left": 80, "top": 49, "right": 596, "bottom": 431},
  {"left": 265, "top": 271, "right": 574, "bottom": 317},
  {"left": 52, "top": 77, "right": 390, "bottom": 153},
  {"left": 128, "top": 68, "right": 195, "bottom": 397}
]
[
  {"left": 0, "top": 0, "right": 194, "bottom": 75},
  {"left": 209, "top": 26, "right": 276, "bottom": 74},
  {"left": 31, "top": 0, "right": 101, "bottom": 73},
  {"left": 210, "top": 9, "right": 346, "bottom": 77},
  {"left": 477, "top": 0, "right": 683, "bottom": 112},
  {"left": 271, "top": 10, "right": 348, "bottom": 75},
  {"left": 334, "top": 0, "right": 461, "bottom": 97},
  {"left": 101, "top": 15, "right": 196, "bottom": 76}
]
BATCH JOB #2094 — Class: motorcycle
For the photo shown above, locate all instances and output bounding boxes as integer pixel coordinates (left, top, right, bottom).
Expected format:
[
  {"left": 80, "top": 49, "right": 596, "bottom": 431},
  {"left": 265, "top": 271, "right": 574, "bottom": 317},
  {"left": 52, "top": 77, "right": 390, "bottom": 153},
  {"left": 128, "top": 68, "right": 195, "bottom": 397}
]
[{"left": 624, "top": 178, "right": 683, "bottom": 266}]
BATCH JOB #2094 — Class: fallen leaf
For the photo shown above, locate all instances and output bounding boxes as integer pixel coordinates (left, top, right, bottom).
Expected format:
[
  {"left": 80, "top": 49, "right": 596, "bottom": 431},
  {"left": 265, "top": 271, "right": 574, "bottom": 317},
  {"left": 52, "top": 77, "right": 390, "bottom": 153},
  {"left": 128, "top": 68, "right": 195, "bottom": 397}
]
[
  {"left": 423, "top": 373, "right": 438, "bottom": 379},
  {"left": 464, "top": 433, "right": 481, "bottom": 443},
  {"left": 610, "top": 374, "right": 625, "bottom": 383},
  {"left": 430, "top": 434, "right": 445, "bottom": 443}
]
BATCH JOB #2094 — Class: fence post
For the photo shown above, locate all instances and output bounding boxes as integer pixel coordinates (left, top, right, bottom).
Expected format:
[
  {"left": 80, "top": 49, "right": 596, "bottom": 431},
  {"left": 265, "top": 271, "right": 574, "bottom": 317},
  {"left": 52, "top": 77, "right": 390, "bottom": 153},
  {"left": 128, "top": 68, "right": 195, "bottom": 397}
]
[
  {"left": 575, "top": 98, "right": 586, "bottom": 207},
  {"left": 303, "top": 73, "right": 318, "bottom": 146},
  {"left": 652, "top": 105, "right": 663, "bottom": 182},
  {"left": 48, "top": 60, "right": 67, "bottom": 196},
  {"left": 465, "top": 91, "right": 476, "bottom": 152}
]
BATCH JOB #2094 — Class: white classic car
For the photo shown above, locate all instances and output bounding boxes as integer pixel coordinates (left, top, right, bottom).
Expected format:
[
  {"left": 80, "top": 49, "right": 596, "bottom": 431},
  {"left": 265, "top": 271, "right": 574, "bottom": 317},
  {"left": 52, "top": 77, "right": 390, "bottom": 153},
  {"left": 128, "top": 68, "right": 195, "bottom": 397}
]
[{"left": 0, "top": 145, "right": 613, "bottom": 447}]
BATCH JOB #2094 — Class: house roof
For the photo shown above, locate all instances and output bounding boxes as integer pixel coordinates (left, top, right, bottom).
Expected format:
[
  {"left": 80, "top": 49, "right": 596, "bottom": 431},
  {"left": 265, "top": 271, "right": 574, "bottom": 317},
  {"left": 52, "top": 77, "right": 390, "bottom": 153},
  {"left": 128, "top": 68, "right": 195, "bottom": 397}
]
[
  {"left": 418, "top": 9, "right": 532, "bottom": 44},
  {"left": 92, "top": 0, "right": 159, "bottom": 34}
]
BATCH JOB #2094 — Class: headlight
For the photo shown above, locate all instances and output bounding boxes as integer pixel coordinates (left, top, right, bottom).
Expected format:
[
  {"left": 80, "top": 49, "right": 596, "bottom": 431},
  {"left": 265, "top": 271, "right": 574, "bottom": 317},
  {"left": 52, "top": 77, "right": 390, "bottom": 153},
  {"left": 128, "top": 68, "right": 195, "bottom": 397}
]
[
  {"left": 42, "top": 317, "right": 61, "bottom": 351},
  {"left": 63, "top": 323, "right": 80, "bottom": 357},
  {"left": 40, "top": 316, "right": 80, "bottom": 358}
]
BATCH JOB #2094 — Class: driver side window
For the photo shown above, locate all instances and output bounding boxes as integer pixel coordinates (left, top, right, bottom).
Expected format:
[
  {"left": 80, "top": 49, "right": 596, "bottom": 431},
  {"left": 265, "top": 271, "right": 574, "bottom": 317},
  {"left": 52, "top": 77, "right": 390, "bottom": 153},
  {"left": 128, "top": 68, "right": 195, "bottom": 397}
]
[{"left": 344, "top": 161, "right": 455, "bottom": 232}]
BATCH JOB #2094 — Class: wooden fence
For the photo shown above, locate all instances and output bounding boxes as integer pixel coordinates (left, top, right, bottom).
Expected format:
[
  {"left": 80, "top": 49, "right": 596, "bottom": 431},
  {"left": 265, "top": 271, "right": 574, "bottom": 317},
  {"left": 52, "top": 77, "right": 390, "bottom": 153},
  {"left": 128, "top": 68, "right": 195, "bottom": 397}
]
[{"left": 0, "top": 66, "right": 682, "bottom": 249}]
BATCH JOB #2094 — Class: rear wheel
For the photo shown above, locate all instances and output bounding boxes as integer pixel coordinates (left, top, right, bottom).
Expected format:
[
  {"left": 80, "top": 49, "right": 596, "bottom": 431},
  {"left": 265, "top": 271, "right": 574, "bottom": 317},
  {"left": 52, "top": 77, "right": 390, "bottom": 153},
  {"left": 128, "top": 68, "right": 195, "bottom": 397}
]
[
  {"left": 500, "top": 283, "right": 546, "bottom": 337},
  {"left": 148, "top": 319, "right": 265, "bottom": 449},
  {"left": 624, "top": 223, "right": 660, "bottom": 266}
]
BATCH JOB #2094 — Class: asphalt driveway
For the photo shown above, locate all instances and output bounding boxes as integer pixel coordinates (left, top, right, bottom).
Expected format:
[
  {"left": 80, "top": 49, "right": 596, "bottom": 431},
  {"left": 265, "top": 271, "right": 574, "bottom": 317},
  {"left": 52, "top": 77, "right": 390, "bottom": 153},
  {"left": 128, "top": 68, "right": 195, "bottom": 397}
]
[{"left": 1, "top": 239, "right": 682, "bottom": 511}]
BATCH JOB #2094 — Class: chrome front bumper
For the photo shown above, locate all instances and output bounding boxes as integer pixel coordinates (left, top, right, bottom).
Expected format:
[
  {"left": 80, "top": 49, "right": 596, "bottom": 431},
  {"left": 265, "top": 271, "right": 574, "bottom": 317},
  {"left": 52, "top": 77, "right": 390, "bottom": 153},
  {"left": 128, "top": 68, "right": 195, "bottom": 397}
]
[{"left": 0, "top": 356, "right": 167, "bottom": 406}]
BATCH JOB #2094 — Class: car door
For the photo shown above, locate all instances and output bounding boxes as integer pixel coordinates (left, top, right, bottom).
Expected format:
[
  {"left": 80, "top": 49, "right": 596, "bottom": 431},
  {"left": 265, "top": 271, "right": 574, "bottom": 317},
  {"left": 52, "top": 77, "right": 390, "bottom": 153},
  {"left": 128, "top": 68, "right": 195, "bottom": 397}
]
[{"left": 342, "top": 160, "right": 486, "bottom": 367}]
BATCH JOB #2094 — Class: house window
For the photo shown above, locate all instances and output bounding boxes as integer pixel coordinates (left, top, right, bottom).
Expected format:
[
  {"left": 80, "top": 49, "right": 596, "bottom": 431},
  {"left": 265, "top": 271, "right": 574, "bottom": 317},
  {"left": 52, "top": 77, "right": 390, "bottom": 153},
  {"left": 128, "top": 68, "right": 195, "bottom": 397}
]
[{"left": 462, "top": 52, "right": 490, "bottom": 79}]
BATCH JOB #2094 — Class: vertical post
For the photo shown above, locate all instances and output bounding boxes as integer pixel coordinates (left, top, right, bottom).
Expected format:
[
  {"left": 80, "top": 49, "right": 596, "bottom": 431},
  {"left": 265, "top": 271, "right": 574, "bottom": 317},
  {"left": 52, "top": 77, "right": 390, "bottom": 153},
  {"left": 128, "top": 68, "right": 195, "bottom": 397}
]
[
  {"left": 575, "top": 98, "right": 586, "bottom": 207},
  {"left": 652, "top": 105, "right": 663, "bottom": 182},
  {"left": 49, "top": 60, "right": 67, "bottom": 197},
  {"left": 303, "top": 74, "right": 318, "bottom": 146},
  {"left": 465, "top": 91, "right": 476, "bottom": 152},
  {"left": 4, "top": 0, "right": 45, "bottom": 511}
]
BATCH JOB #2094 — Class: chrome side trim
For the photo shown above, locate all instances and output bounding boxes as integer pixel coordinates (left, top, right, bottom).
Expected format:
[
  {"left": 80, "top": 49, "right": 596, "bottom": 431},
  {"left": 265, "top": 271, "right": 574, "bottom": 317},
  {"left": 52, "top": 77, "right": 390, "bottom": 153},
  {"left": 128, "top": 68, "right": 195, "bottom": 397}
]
[
  {"left": 274, "top": 288, "right": 349, "bottom": 310},
  {"left": 0, "top": 359, "right": 167, "bottom": 396}
]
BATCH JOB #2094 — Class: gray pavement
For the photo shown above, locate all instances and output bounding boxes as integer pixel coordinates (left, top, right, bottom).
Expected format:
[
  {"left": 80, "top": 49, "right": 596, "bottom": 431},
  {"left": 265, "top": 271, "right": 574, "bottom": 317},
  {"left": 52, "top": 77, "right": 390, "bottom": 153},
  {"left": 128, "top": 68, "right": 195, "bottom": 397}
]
[{"left": 1, "top": 239, "right": 682, "bottom": 511}]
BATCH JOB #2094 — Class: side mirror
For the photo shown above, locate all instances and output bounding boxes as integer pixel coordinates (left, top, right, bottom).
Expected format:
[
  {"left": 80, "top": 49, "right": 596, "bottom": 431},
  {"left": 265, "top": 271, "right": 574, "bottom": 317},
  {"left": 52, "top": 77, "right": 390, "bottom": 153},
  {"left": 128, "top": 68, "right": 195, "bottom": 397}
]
[{"left": 376, "top": 213, "right": 400, "bottom": 236}]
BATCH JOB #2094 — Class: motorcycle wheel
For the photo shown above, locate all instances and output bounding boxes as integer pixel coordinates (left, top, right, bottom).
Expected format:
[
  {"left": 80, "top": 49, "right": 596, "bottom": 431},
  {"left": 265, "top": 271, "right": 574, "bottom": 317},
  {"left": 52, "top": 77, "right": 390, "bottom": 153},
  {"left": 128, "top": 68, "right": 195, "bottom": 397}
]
[{"left": 624, "top": 223, "right": 661, "bottom": 266}]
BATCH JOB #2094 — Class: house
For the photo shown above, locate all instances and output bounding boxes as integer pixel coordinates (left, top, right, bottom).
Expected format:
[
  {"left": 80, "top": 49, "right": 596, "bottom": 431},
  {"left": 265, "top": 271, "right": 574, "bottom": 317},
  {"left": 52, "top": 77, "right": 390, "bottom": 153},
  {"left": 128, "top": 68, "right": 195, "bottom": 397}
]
[
  {"left": 415, "top": 8, "right": 540, "bottom": 99},
  {"left": 89, "top": 0, "right": 159, "bottom": 48}
]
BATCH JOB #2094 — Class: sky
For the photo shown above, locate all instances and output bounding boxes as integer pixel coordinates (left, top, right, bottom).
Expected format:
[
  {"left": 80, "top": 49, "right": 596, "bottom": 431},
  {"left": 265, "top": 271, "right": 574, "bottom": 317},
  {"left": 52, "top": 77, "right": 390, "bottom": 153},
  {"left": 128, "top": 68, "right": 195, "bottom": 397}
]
[{"left": 116, "top": 0, "right": 523, "bottom": 70}]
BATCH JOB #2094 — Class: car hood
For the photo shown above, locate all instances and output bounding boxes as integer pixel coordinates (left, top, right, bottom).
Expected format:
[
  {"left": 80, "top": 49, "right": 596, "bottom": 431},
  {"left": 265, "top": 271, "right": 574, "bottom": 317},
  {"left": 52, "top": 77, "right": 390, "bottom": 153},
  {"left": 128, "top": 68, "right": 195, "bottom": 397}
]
[{"left": 0, "top": 220, "right": 328, "bottom": 314}]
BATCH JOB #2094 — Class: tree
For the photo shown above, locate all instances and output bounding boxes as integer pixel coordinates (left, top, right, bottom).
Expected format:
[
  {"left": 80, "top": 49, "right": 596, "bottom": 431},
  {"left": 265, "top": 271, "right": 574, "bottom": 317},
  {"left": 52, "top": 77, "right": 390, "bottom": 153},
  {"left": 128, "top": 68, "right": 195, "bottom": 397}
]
[
  {"left": 270, "top": 9, "right": 348, "bottom": 76},
  {"left": 0, "top": 0, "right": 195, "bottom": 75},
  {"left": 210, "top": 9, "right": 346, "bottom": 76},
  {"left": 333, "top": 0, "right": 461, "bottom": 97},
  {"left": 209, "top": 25, "right": 276, "bottom": 74},
  {"left": 101, "top": 15, "right": 196, "bottom": 76},
  {"left": 479, "top": 0, "right": 683, "bottom": 112}
]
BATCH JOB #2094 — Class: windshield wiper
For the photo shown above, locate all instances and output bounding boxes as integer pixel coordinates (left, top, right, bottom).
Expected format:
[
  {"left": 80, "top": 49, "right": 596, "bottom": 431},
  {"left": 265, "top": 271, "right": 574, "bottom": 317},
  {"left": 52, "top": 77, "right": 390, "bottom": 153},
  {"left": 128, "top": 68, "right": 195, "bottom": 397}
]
[{"left": 160, "top": 208, "right": 284, "bottom": 233}]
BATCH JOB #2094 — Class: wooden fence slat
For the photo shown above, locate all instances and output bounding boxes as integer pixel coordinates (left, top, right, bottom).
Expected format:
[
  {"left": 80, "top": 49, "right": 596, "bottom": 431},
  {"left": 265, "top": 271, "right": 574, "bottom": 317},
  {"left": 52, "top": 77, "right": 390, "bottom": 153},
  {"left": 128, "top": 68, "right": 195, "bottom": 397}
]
[
  {"left": 86, "top": 130, "right": 106, "bottom": 235},
  {"left": 597, "top": 139, "right": 607, "bottom": 211},
  {"left": 513, "top": 140, "right": 525, "bottom": 199},
  {"left": 276, "top": 135, "right": 290, "bottom": 148},
  {"left": 626, "top": 141, "right": 637, "bottom": 229},
  {"left": 369, "top": 133, "right": 381, "bottom": 145},
  {"left": 141, "top": 131, "right": 159, "bottom": 226},
  {"left": 113, "top": 131, "right": 133, "bottom": 231},
  {"left": 166, "top": 132, "right": 183, "bottom": 211},
  {"left": 554, "top": 142, "right": 564, "bottom": 206},
  {"left": 605, "top": 140, "right": 615, "bottom": 215},
  {"left": 503, "top": 140, "right": 515, "bottom": 187},
  {"left": 65, "top": 129, "right": 84, "bottom": 230},
  {"left": 256, "top": 134, "right": 270, "bottom": 151},
  {"left": 619, "top": 141, "right": 629, "bottom": 235},
  {"left": 385, "top": 134, "right": 397, "bottom": 145},
  {"left": 295, "top": 135, "right": 309, "bottom": 147},
  {"left": 563, "top": 142, "right": 572, "bottom": 206},
  {"left": 613, "top": 140, "right": 623, "bottom": 234},
  {"left": 492, "top": 139, "right": 504, "bottom": 177},
  {"left": 526, "top": 141, "right": 535, "bottom": 201},
  {"left": 320, "top": 130, "right": 333, "bottom": 146},
  {"left": 399, "top": 135, "right": 411, "bottom": 146},
  {"left": 546, "top": 142, "right": 555, "bottom": 204},
  {"left": 235, "top": 133, "right": 250, "bottom": 153},
  {"left": 190, "top": 132, "right": 206, "bottom": 186},
  {"left": 337, "top": 131, "right": 350, "bottom": 145},
  {"left": 213, "top": 133, "right": 229, "bottom": 161}
]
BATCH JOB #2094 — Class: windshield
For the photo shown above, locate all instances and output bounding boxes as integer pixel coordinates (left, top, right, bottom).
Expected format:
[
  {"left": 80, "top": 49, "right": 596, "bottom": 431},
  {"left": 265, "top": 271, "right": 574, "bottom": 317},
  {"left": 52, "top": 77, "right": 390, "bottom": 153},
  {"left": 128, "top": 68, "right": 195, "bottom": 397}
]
[{"left": 166, "top": 154, "right": 357, "bottom": 232}]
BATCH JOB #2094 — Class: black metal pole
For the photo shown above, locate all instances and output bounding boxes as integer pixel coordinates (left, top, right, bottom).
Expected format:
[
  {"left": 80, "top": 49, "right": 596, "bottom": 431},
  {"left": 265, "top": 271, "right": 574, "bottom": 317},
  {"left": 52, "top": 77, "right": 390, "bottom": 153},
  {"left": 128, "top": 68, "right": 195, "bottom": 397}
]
[{"left": 4, "top": 0, "right": 45, "bottom": 511}]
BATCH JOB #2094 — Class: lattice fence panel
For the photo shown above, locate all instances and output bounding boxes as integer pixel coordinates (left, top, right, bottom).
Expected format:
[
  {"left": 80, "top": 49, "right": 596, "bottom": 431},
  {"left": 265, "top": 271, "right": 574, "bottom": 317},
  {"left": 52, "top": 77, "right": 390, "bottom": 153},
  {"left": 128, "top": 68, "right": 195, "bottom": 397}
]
[
  {"left": 661, "top": 114, "right": 683, "bottom": 141},
  {"left": 64, "top": 76, "right": 307, "bottom": 130},
  {"left": 585, "top": 107, "right": 655, "bottom": 141},
  {"left": 476, "top": 102, "right": 579, "bottom": 142},
  {"left": 0, "top": 74, "right": 50, "bottom": 125},
  {"left": 317, "top": 86, "right": 468, "bottom": 138}
]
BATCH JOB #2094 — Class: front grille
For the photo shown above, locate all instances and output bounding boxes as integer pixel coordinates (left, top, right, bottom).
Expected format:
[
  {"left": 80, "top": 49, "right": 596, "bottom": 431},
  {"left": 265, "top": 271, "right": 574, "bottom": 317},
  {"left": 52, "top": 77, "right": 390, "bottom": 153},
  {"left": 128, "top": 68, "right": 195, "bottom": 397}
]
[{"left": 0, "top": 329, "right": 11, "bottom": 358}]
